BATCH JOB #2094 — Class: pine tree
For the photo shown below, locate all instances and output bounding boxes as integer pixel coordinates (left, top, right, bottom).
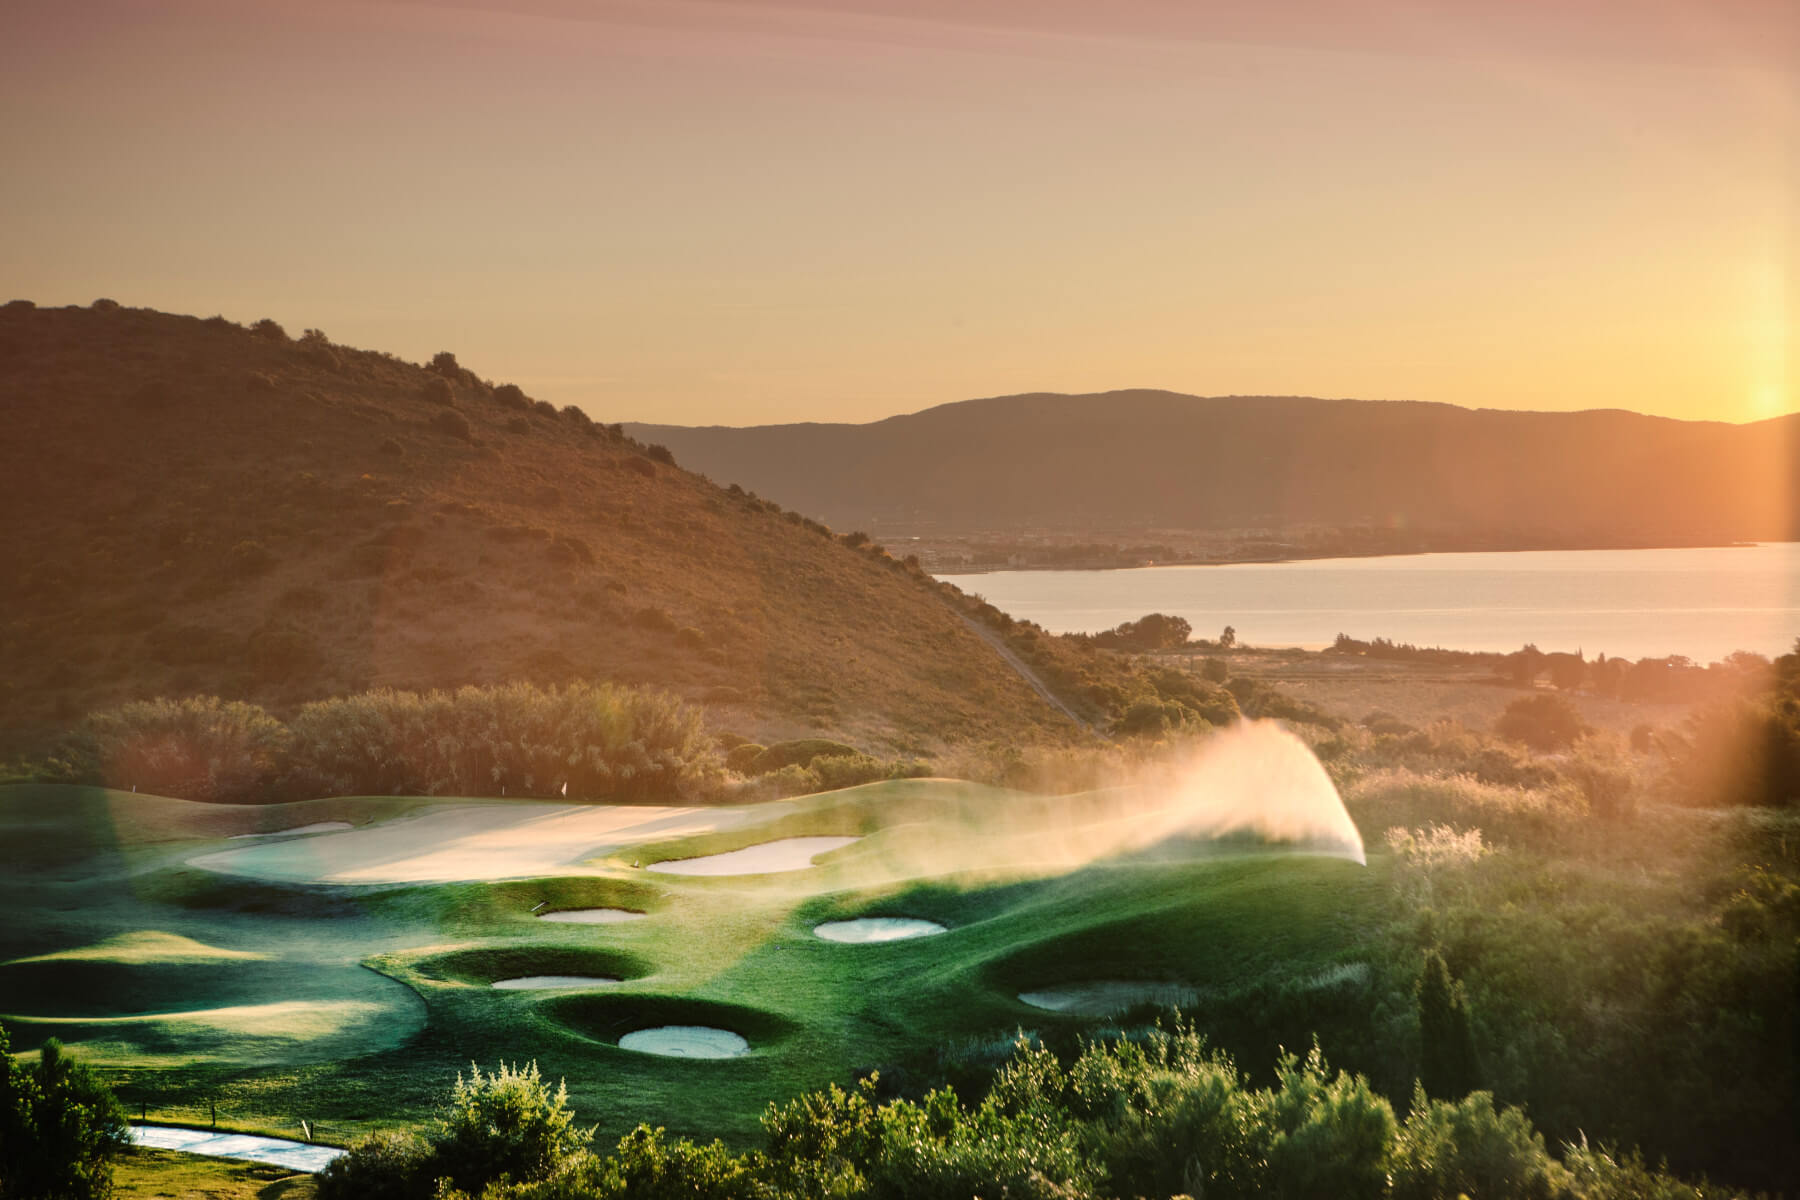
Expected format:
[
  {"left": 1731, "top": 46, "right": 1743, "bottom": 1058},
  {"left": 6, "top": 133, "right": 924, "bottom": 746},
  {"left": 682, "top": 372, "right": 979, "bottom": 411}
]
[{"left": 1416, "top": 950, "right": 1481, "bottom": 1100}]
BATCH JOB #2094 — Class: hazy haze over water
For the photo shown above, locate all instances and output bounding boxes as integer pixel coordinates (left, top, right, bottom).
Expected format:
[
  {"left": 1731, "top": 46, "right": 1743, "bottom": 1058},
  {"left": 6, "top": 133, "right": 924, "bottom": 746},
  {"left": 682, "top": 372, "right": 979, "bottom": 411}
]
[{"left": 941, "top": 544, "right": 1800, "bottom": 662}]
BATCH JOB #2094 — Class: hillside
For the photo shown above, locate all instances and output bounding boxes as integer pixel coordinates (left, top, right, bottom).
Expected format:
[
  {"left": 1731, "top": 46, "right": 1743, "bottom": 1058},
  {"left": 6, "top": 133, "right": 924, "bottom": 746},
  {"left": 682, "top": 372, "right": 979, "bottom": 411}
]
[
  {"left": 0, "top": 302, "right": 1089, "bottom": 753},
  {"left": 628, "top": 391, "right": 1798, "bottom": 546}
]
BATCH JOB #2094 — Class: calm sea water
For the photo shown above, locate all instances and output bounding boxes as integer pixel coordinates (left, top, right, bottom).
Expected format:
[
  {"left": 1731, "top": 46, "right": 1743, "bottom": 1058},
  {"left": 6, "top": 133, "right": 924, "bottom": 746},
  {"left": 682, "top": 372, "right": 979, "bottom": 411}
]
[{"left": 940, "top": 544, "right": 1800, "bottom": 663}]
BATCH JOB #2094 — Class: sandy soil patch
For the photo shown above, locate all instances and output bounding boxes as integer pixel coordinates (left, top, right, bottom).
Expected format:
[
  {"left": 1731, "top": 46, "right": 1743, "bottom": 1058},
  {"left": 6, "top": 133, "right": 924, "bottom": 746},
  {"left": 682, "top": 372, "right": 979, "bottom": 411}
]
[
  {"left": 647, "top": 836, "right": 859, "bottom": 876},
  {"left": 539, "top": 908, "right": 647, "bottom": 925},
  {"left": 228, "top": 821, "right": 353, "bottom": 839},
  {"left": 617, "top": 1025, "right": 750, "bottom": 1058},
  {"left": 1018, "top": 982, "right": 1198, "bottom": 1015},
  {"left": 813, "top": 918, "right": 946, "bottom": 943},
  {"left": 130, "top": 1125, "right": 343, "bottom": 1172},
  {"left": 191, "top": 802, "right": 778, "bottom": 884},
  {"left": 491, "top": 975, "right": 620, "bottom": 990}
]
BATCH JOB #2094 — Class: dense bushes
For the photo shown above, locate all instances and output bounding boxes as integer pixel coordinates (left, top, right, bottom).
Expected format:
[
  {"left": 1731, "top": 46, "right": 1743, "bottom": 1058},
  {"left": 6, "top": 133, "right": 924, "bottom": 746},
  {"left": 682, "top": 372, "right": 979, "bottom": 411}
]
[
  {"left": 50, "top": 683, "right": 719, "bottom": 803},
  {"left": 284, "top": 682, "right": 720, "bottom": 801},
  {"left": 319, "top": 1061, "right": 589, "bottom": 1200},
  {"left": 0, "top": 1029, "right": 131, "bottom": 1200},
  {"left": 59, "top": 695, "right": 290, "bottom": 802},
  {"left": 337, "top": 1029, "right": 1714, "bottom": 1200},
  {"left": 1495, "top": 693, "right": 1588, "bottom": 751}
]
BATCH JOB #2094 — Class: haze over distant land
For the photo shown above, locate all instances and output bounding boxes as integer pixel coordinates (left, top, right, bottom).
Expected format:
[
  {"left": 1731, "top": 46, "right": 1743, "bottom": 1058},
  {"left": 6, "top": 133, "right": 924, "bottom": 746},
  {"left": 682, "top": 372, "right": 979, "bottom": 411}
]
[
  {"left": 629, "top": 392, "right": 1799, "bottom": 547},
  {"left": 2, "top": 0, "right": 1793, "bottom": 425}
]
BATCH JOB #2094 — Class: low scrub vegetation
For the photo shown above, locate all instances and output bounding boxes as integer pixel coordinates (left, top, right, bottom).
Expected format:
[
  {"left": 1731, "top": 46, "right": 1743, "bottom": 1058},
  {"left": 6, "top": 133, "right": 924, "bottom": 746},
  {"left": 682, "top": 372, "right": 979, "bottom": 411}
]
[
  {"left": 40, "top": 683, "right": 721, "bottom": 803},
  {"left": 320, "top": 1031, "right": 1719, "bottom": 1200}
]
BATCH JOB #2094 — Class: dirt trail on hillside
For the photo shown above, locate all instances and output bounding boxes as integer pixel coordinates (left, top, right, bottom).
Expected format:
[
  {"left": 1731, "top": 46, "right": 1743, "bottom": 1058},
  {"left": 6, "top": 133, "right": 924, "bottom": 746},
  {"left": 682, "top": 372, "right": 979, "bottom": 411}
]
[{"left": 958, "top": 615, "right": 1098, "bottom": 735}]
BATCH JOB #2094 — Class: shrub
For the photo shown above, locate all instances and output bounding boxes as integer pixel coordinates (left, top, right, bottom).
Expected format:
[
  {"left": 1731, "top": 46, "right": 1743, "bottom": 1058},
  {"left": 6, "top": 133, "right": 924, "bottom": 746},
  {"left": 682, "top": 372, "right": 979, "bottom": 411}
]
[
  {"left": 494, "top": 383, "right": 531, "bottom": 410},
  {"left": 674, "top": 626, "right": 706, "bottom": 650},
  {"left": 1201, "top": 656, "right": 1229, "bottom": 683},
  {"left": 508, "top": 416, "right": 531, "bottom": 434},
  {"left": 316, "top": 1129, "right": 435, "bottom": 1200},
  {"left": 561, "top": 1125, "right": 761, "bottom": 1200},
  {"left": 431, "top": 1061, "right": 591, "bottom": 1194},
  {"left": 68, "top": 695, "right": 289, "bottom": 802},
  {"left": 1416, "top": 950, "right": 1480, "bottom": 1100},
  {"left": 91, "top": 297, "right": 121, "bottom": 311},
  {"left": 534, "top": 399, "right": 558, "bottom": 417},
  {"left": 645, "top": 443, "right": 675, "bottom": 466},
  {"left": 1263, "top": 1045, "right": 1396, "bottom": 1200},
  {"left": 809, "top": 753, "right": 892, "bottom": 791},
  {"left": 624, "top": 456, "right": 656, "bottom": 478},
  {"left": 429, "top": 350, "right": 461, "bottom": 376},
  {"left": 282, "top": 682, "right": 720, "bottom": 801},
  {"left": 0, "top": 1030, "right": 131, "bottom": 1200},
  {"left": 1495, "top": 694, "right": 1588, "bottom": 752},
  {"left": 421, "top": 376, "right": 455, "bottom": 406},
  {"left": 431, "top": 409, "right": 474, "bottom": 442},
  {"left": 1096, "top": 612, "right": 1192, "bottom": 651},
  {"left": 379, "top": 436, "right": 405, "bottom": 456},
  {"left": 725, "top": 743, "right": 766, "bottom": 774},
  {"left": 1391, "top": 1087, "right": 1565, "bottom": 1200},
  {"left": 252, "top": 317, "right": 287, "bottom": 340},
  {"left": 750, "top": 738, "right": 860, "bottom": 774}
]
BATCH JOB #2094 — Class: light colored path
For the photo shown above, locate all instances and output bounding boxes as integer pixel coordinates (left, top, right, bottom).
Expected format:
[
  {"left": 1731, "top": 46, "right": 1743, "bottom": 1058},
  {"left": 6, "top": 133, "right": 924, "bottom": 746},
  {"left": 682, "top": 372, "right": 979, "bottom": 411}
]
[
  {"left": 130, "top": 1124, "right": 343, "bottom": 1172},
  {"left": 647, "top": 836, "right": 858, "bottom": 876},
  {"left": 957, "top": 614, "right": 1096, "bottom": 733},
  {"left": 191, "top": 801, "right": 783, "bottom": 884}
]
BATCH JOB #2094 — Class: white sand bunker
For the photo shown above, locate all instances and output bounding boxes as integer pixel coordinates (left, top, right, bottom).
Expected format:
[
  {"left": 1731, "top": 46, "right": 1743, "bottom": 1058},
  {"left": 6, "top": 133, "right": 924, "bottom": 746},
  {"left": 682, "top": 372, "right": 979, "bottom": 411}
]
[
  {"left": 648, "top": 836, "right": 859, "bottom": 877},
  {"left": 1018, "top": 982, "right": 1199, "bottom": 1016},
  {"left": 618, "top": 1025, "right": 749, "bottom": 1058},
  {"left": 539, "top": 909, "right": 647, "bottom": 925},
  {"left": 228, "top": 822, "right": 353, "bottom": 840},
  {"left": 192, "top": 802, "right": 776, "bottom": 885},
  {"left": 814, "top": 918, "right": 946, "bottom": 943},
  {"left": 491, "top": 976, "right": 619, "bottom": 990}
]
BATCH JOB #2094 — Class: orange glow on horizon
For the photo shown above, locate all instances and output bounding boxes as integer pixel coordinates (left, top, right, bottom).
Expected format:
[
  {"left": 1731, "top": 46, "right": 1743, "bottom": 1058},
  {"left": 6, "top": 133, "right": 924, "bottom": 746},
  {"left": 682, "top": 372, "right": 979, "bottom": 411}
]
[{"left": 0, "top": 0, "right": 1792, "bottom": 427}]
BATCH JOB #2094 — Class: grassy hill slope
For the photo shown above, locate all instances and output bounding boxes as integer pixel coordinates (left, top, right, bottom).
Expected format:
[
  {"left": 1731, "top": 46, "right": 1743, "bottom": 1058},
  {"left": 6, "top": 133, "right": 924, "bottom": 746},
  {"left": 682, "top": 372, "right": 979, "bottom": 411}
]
[
  {"left": 629, "top": 390, "right": 1798, "bottom": 543},
  {"left": 0, "top": 301, "right": 1083, "bottom": 753}
]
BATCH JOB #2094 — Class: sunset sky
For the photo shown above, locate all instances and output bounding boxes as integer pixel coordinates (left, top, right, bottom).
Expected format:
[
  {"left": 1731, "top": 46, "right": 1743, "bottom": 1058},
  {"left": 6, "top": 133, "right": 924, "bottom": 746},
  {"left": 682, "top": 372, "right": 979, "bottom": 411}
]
[{"left": 3, "top": 0, "right": 1794, "bottom": 427}]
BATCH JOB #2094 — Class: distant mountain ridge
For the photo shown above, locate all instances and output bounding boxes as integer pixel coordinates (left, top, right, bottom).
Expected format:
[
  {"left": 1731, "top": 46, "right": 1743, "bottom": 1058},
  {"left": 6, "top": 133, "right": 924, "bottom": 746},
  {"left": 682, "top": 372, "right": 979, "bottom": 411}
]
[{"left": 628, "top": 391, "right": 1798, "bottom": 545}]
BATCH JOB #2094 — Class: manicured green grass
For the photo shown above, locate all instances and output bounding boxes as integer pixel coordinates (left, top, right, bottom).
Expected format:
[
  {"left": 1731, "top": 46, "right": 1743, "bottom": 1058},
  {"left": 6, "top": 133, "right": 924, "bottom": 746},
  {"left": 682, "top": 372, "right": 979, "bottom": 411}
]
[
  {"left": 0, "top": 781, "right": 1386, "bottom": 1148},
  {"left": 112, "top": 1146, "right": 317, "bottom": 1199}
]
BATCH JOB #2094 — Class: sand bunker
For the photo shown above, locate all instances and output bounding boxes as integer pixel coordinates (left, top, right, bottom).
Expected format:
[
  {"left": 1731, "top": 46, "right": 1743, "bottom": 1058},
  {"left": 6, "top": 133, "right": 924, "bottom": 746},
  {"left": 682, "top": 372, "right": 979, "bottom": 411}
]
[
  {"left": 131, "top": 1125, "right": 343, "bottom": 1172},
  {"left": 648, "top": 836, "right": 859, "bottom": 876},
  {"left": 814, "top": 918, "right": 946, "bottom": 943},
  {"left": 1018, "top": 982, "right": 1199, "bottom": 1016},
  {"left": 617, "top": 1025, "right": 749, "bottom": 1058},
  {"left": 539, "top": 908, "right": 647, "bottom": 925},
  {"left": 228, "top": 822, "right": 353, "bottom": 840},
  {"left": 191, "top": 802, "right": 778, "bottom": 885},
  {"left": 491, "top": 975, "right": 620, "bottom": 990}
]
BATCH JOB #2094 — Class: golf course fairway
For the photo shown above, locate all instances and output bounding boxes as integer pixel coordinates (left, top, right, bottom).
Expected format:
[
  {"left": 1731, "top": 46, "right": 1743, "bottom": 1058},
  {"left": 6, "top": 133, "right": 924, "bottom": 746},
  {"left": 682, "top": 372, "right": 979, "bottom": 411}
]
[{"left": 0, "top": 769, "right": 1384, "bottom": 1147}]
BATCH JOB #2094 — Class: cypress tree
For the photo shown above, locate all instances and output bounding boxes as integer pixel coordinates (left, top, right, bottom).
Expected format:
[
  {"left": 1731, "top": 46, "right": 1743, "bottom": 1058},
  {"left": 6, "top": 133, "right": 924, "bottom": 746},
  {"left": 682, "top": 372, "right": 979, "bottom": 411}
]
[{"left": 1416, "top": 949, "right": 1481, "bottom": 1099}]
